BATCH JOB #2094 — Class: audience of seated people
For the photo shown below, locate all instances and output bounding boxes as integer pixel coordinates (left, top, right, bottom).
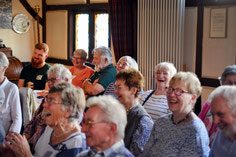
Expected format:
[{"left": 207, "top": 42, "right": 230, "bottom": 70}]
[
  {"left": 23, "top": 64, "right": 72, "bottom": 151},
  {"left": 69, "top": 49, "right": 94, "bottom": 88},
  {"left": 0, "top": 52, "right": 22, "bottom": 136},
  {"left": 82, "top": 46, "right": 117, "bottom": 98},
  {"left": 6, "top": 82, "right": 88, "bottom": 156},
  {"left": 115, "top": 69, "right": 154, "bottom": 156},
  {"left": 78, "top": 95, "right": 134, "bottom": 157},
  {"left": 140, "top": 62, "right": 176, "bottom": 122},
  {"left": 104, "top": 56, "right": 138, "bottom": 98},
  {"left": 141, "top": 72, "right": 210, "bottom": 157},
  {"left": 208, "top": 86, "right": 236, "bottom": 157},
  {"left": 18, "top": 43, "right": 51, "bottom": 90},
  {"left": 3, "top": 42, "right": 236, "bottom": 157},
  {"left": 198, "top": 65, "right": 236, "bottom": 145}
]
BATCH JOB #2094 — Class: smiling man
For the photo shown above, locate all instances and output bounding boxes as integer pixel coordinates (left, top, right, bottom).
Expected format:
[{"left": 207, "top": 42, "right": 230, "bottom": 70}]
[
  {"left": 18, "top": 43, "right": 51, "bottom": 90},
  {"left": 78, "top": 95, "right": 134, "bottom": 157},
  {"left": 209, "top": 86, "right": 236, "bottom": 157}
]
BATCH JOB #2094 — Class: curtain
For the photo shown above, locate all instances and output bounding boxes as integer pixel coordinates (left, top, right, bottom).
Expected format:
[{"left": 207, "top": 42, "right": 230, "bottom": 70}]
[{"left": 108, "top": 0, "right": 137, "bottom": 61}]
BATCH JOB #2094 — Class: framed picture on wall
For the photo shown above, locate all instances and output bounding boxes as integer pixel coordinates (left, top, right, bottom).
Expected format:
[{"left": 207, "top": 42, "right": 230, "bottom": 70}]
[{"left": 210, "top": 8, "right": 227, "bottom": 38}]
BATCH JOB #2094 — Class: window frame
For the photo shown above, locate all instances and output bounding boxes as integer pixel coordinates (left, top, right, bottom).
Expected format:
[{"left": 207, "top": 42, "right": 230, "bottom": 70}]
[{"left": 68, "top": 8, "right": 110, "bottom": 62}]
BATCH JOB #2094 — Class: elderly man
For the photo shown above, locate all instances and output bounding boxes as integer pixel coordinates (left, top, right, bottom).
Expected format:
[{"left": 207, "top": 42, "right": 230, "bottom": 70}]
[
  {"left": 78, "top": 95, "right": 134, "bottom": 157},
  {"left": 104, "top": 56, "right": 138, "bottom": 98},
  {"left": 0, "top": 52, "right": 22, "bottom": 135},
  {"left": 209, "top": 86, "right": 236, "bottom": 157},
  {"left": 82, "top": 46, "right": 116, "bottom": 98},
  {"left": 18, "top": 43, "right": 51, "bottom": 90}
]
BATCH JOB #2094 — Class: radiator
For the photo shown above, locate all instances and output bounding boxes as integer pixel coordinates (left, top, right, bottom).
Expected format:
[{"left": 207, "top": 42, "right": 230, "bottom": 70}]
[{"left": 137, "top": 0, "right": 185, "bottom": 90}]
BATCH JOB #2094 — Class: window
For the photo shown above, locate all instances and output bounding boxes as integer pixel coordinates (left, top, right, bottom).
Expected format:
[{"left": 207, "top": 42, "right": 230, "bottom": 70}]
[{"left": 69, "top": 7, "right": 109, "bottom": 62}]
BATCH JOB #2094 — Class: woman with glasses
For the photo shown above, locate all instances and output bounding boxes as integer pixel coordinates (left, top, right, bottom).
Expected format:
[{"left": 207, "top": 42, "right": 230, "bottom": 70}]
[
  {"left": 198, "top": 65, "right": 236, "bottom": 145},
  {"left": 114, "top": 69, "right": 153, "bottom": 156},
  {"left": 23, "top": 64, "right": 73, "bottom": 152},
  {"left": 140, "top": 62, "right": 176, "bottom": 122},
  {"left": 6, "top": 82, "right": 88, "bottom": 157},
  {"left": 141, "top": 72, "right": 210, "bottom": 157},
  {"left": 70, "top": 49, "right": 94, "bottom": 88}
]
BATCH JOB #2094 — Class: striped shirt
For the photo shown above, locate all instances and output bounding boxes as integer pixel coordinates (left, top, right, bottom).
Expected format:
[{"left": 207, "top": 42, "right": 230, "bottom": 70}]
[{"left": 140, "top": 90, "right": 171, "bottom": 122}]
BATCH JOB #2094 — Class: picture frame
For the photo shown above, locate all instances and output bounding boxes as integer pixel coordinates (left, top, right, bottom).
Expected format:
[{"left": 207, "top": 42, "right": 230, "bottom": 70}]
[{"left": 210, "top": 8, "right": 227, "bottom": 38}]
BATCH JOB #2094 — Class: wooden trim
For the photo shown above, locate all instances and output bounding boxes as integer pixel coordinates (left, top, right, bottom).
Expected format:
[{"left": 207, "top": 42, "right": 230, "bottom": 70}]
[
  {"left": 201, "top": 78, "right": 220, "bottom": 87},
  {"left": 19, "top": 0, "right": 43, "bottom": 25},
  {"left": 185, "top": 0, "right": 236, "bottom": 7},
  {"left": 46, "top": 3, "right": 108, "bottom": 11},
  {"left": 46, "top": 57, "right": 73, "bottom": 66},
  {"left": 42, "top": 0, "right": 46, "bottom": 42},
  {"left": 68, "top": 10, "right": 75, "bottom": 61}
]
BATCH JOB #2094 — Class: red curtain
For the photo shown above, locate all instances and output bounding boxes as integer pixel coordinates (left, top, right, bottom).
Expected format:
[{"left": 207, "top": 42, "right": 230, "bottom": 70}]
[{"left": 108, "top": 0, "right": 137, "bottom": 61}]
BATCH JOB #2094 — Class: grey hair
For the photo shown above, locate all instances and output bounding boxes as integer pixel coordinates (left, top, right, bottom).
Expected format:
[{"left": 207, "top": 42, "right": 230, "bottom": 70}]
[
  {"left": 0, "top": 52, "right": 9, "bottom": 69},
  {"left": 155, "top": 62, "right": 177, "bottom": 78},
  {"left": 92, "top": 46, "right": 113, "bottom": 64},
  {"left": 49, "top": 82, "right": 86, "bottom": 122},
  {"left": 219, "top": 65, "right": 236, "bottom": 85},
  {"left": 73, "top": 49, "right": 87, "bottom": 59},
  {"left": 86, "top": 95, "right": 127, "bottom": 139},
  {"left": 47, "top": 64, "right": 72, "bottom": 82},
  {"left": 209, "top": 86, "right": 236, "bottom": 113},
  {"left": 119, "top": 56, "right": 138, "bottom": 70}
]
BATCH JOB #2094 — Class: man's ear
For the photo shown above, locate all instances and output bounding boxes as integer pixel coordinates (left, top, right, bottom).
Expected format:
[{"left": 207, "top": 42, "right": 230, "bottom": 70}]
[
  {"left": 130, "top": 87, "right": 138, "bottom": 96},
  {"left": 191, "top": 94, "right": 197, "bottom": 104},
  {"left": 45, "top": 54, "right": 48, "bottom": 60},
  {"left": 109, "top": 123, "right": 117, "bottom": 135}
]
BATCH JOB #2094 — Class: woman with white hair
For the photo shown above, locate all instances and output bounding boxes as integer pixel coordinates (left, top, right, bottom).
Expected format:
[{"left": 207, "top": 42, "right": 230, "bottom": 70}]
[
  {"left": 140, "top": 62, "right": 176, "bottom": 122},
  {"left": 0, "top": 52, "right": 22, "bottom": 135},
  {"left": 141, "top": 72, "right": 210, "bottom": 157},
  {"left": 6, "top": 82, "right": 88, "bottom": 157},
  {"left": 23, "top": 63, "right": 73, "bottom": 151}
]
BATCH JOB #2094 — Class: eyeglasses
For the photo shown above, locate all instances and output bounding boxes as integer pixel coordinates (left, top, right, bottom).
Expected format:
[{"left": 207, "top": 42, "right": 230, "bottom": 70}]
[
  {"left": 82, "top": 119, "right": 107, "bottom": 128},
  {"left": 45, "top": 96, "right": 63, "bottom": 105},
  {"left": 47, "top": 78, "right": 61, "bottom": 83},
  {"left": 166, "top": 87, "right": 190, "bottom": 96},
  {"left": 223, "top": 80, "right": 236, "bottom": 85},
  {"left": 72, "top": 57, "right": 83, "bottom": 60},
  {"left": 117, "top": 62, "right": 129, "bottom": 67}
]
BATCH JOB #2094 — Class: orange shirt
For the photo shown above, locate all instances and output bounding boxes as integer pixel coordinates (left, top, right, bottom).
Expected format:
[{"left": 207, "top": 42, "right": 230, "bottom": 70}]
[{"left": 69, "top": 66, "right": 94, "bottom": 88}]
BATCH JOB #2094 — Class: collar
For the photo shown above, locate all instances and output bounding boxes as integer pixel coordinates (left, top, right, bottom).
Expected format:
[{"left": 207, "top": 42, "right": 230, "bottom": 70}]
[{"left": 0, "top": 77, "right": 8, "bottom": 88}]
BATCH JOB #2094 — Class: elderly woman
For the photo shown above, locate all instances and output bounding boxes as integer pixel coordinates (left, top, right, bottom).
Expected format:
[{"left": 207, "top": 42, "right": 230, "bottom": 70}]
[
  {"left": 141, "top": 72, "right": 210, "bottom": 157},
  {"left": 114, "top": 69, "right": 153, "bottom": 156},
  {"left": 104, "top": 56, "right": 138, "bottom": 97},
  {"left": 0, "top": 52, "right": 22, "bottom": 135},
  {"left": 70, "top": 49, "right": 94, "bottom": 88},
  {"left": 199, "top": 65, "right": 236, "bottom": 145},
  {"left": 140, "top": 62, "right": 176, "bottom": 122},
  {"left": 23, "top": 64, "right": 73, "bottom": 151},
  {"left": 6, "top": 82, "right": 88, "bottom": 157}
]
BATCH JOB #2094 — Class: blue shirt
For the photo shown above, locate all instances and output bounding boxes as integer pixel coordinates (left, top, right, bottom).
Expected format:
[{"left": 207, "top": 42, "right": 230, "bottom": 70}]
[
  {"left": 209, "top": 130, "right": 236, "bottom": 157},
  {"left": 78, "top": 140, "right": 134, "bottom": 157},
  {"left": 140, "top": 114, "right": 210, "bottom": 157}
]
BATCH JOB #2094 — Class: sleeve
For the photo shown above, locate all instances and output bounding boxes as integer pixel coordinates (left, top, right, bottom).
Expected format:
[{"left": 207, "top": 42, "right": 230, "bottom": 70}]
[
  {"left": 97, "top": 69, "right": 116, "bottom": 89},
  {"left": 179, "top": 124, "right": 210, "bottom": 157},
  {"left": 129, "top": 116, "right": 154, "bottom": 156},
  {"left": 9, "top": 85, "right": 22, "bottom": 133}
]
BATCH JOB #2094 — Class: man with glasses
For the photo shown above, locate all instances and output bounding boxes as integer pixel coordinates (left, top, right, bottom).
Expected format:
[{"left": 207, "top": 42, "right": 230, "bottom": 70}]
[
  {"left": 18, "top": 43, "right": 51, "bottom": 90},
  {"left": 78, "top": 95, "right": 134, "bottom": 157},
  {"left": 82, "top": 46, "right": 116, "bottom": 98},
  {"left": 104, "top": 56, "right": 138, "bottom": 98}
]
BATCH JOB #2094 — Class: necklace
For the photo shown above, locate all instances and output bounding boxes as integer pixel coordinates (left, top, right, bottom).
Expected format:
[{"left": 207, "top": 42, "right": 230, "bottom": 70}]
[
  {"left": 171, "top": 111, "right": 192, "bottom": 125},
  {"left": 53, "top": 125, "right": 76, "bottom": 138},
  {"left": 126, "top": 104, "right": 137, "bottom": 113}
]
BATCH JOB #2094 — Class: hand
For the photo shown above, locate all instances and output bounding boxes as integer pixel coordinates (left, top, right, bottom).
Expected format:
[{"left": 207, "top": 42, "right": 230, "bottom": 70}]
[
  {"left": 5, "top": 133, "right": 32, "bottom": 157},
  {"left": 26, "top": 82, "right": 34, "bottom": 89},
  {"left": 93, "top": 78, "right": 99, "bottom": 85}
]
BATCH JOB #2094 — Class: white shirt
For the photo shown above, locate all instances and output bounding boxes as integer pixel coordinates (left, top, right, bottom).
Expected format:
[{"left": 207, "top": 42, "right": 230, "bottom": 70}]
[{"left": 0, "top": 77, "right": 22, "bottom": 133}]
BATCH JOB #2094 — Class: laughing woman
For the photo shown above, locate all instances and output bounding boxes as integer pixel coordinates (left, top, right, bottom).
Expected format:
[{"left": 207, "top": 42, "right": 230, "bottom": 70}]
[
  {"left": 140, "top": 62, "right": 176, "bottom": 122},
  {"left": 6, "top": 82, "right": 88, "bottom": 157},
  {"left": 141, "top": 72, "right": 210, "bottom": 157},
  {"left": 115, "top": 69, "right": 153, "bottom": 156}
]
